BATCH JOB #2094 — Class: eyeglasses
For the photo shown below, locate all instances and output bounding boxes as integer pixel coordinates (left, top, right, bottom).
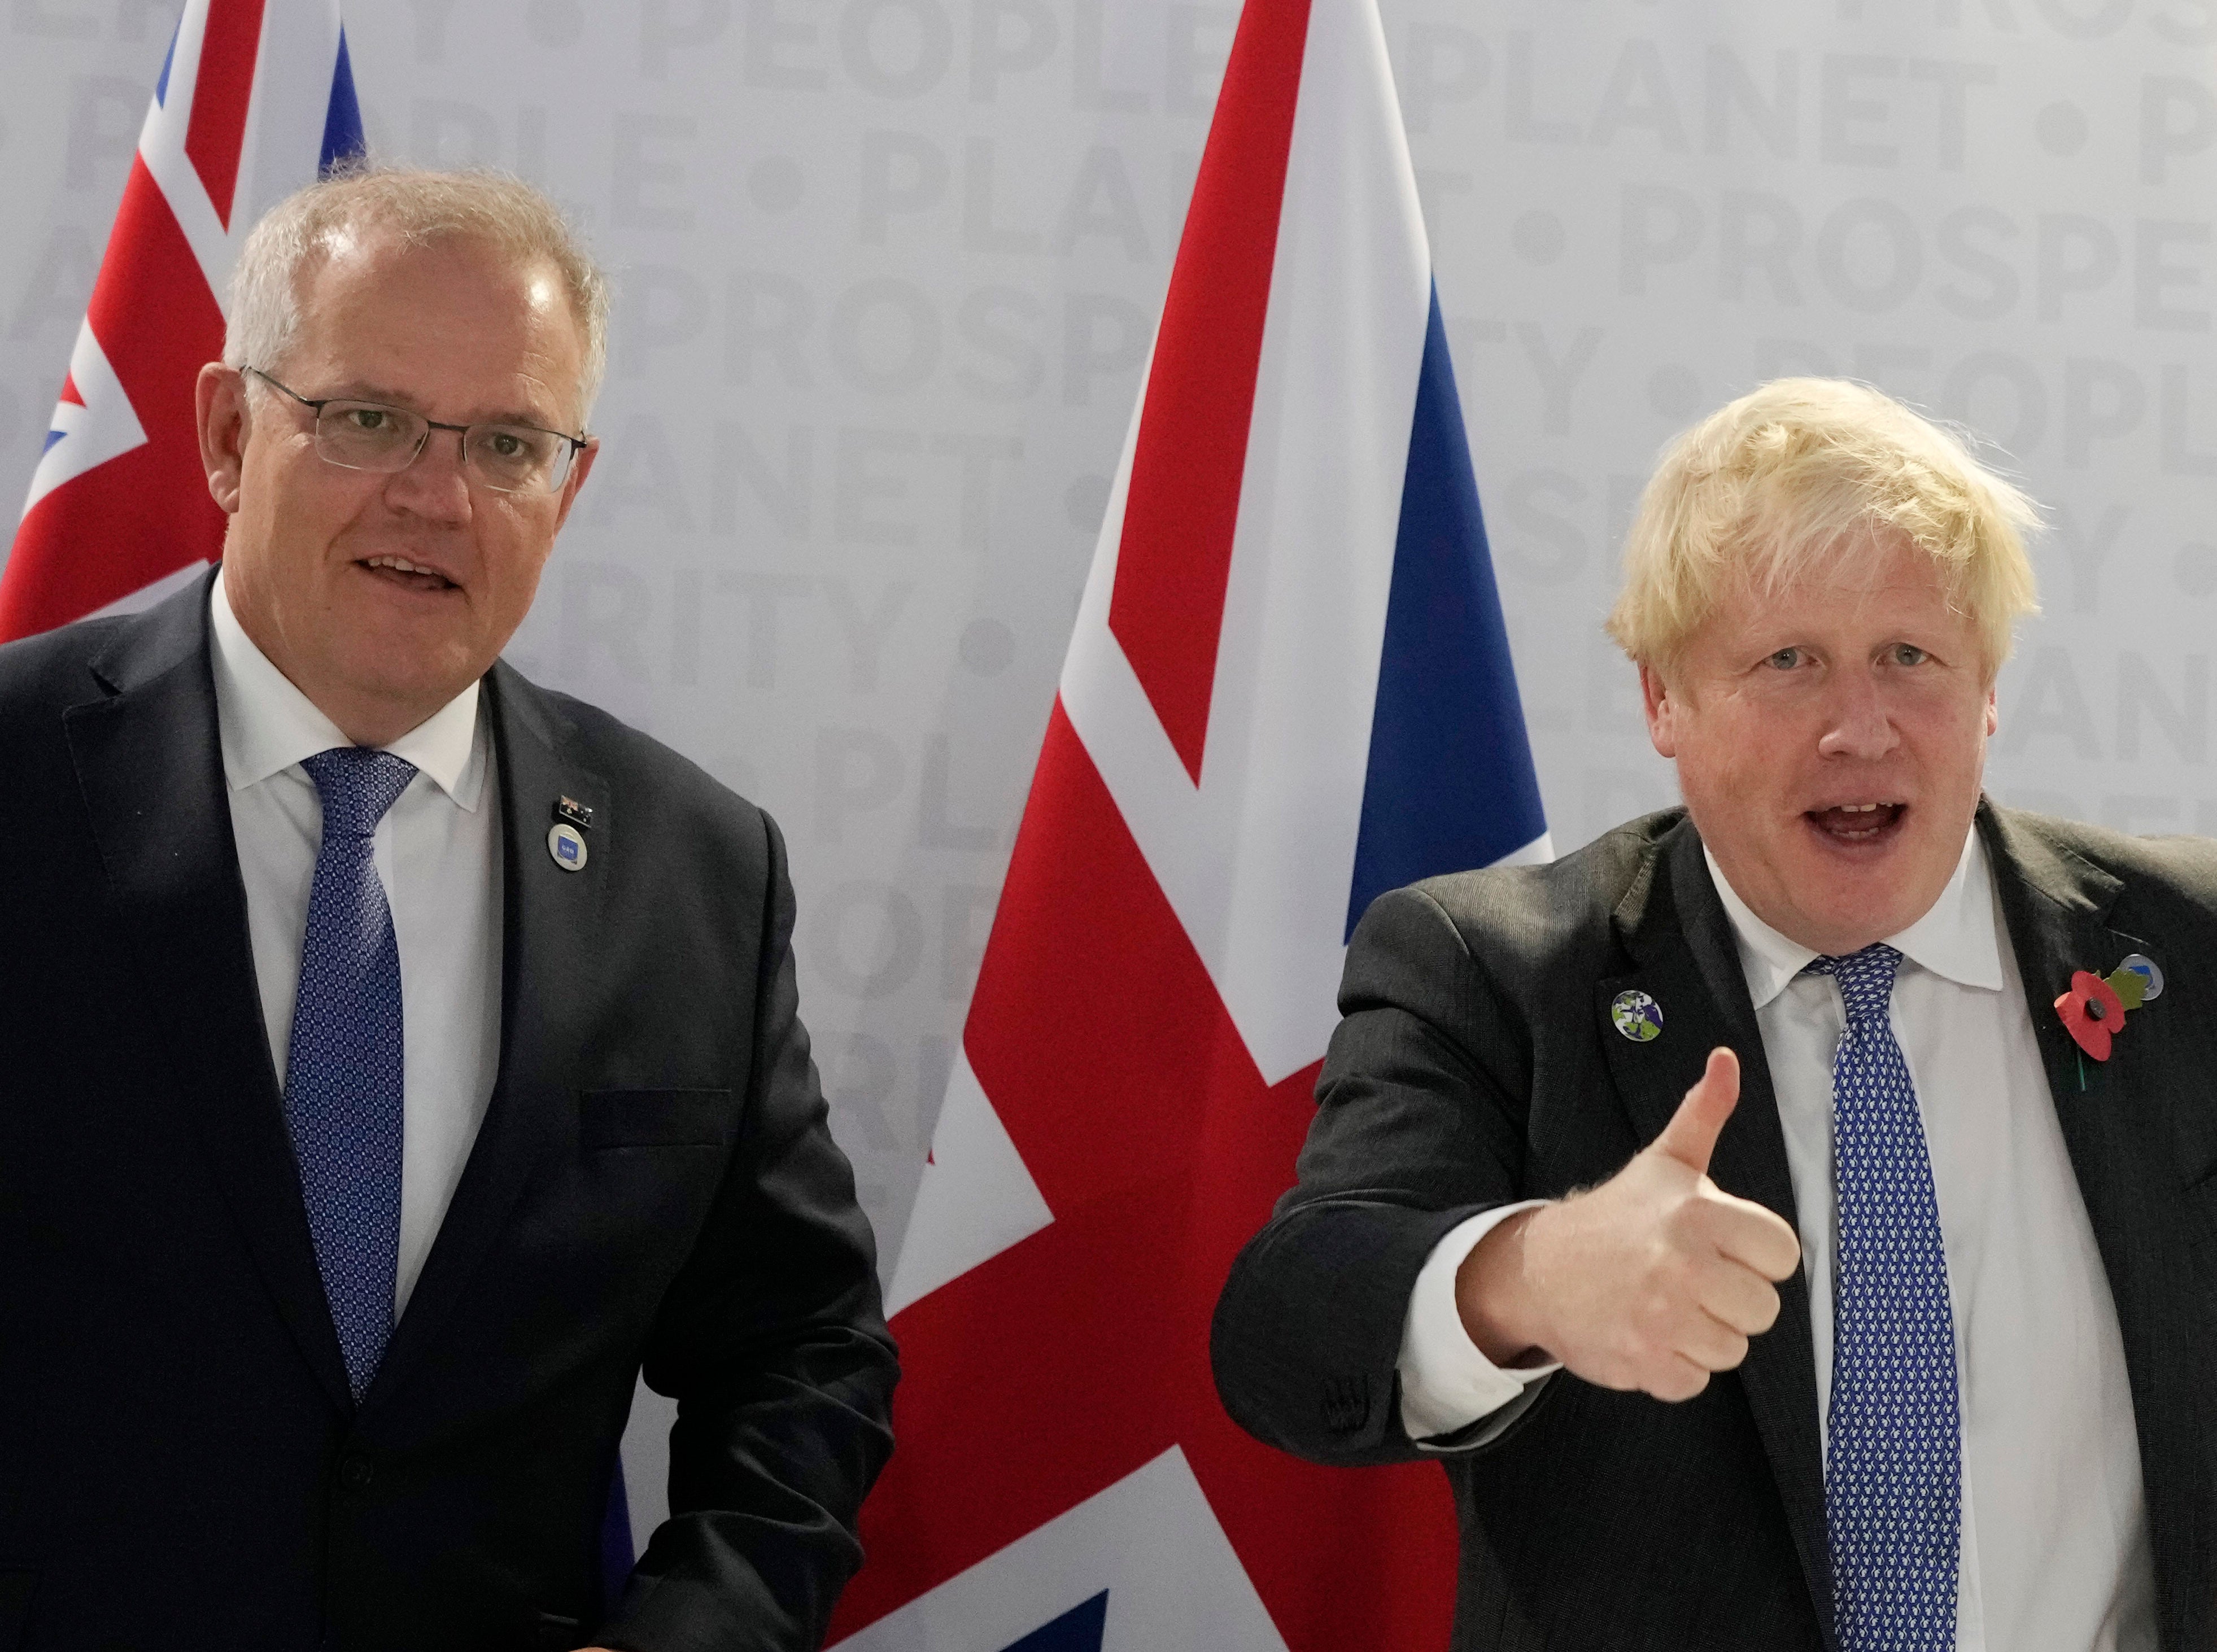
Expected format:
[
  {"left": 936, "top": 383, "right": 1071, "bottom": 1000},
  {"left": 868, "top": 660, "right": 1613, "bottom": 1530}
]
[{"left": 243, "top": 366, "right": 588, "bottom": 495}]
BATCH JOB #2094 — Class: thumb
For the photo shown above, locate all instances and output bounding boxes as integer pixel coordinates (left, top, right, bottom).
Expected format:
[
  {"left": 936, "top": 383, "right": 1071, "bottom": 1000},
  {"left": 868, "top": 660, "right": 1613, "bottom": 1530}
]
[{"left": 1653, "top": 1047, "right": 1740, "bottom": 1175}]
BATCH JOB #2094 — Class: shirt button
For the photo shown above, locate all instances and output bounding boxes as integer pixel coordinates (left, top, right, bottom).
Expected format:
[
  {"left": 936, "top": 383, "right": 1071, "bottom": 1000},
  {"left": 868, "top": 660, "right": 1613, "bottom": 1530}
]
[{"left": 339, "top": 1456, "right": 374, "bottom": 1491}]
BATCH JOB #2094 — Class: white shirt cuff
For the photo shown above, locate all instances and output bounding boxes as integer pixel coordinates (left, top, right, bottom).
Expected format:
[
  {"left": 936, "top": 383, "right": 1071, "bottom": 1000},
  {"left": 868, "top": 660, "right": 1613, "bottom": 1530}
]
[{"left": 1396, "top": 1201, "right": 1561, "bottom": 1444}]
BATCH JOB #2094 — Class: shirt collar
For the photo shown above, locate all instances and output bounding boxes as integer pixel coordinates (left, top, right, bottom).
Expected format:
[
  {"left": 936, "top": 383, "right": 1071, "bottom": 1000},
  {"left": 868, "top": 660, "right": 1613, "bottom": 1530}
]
[
  {"left": 210, "top": 562, "right": 486, "bottom": 810},
  {"left": 1703, "top": 824, "right": 2006, "bottom": 1009}
]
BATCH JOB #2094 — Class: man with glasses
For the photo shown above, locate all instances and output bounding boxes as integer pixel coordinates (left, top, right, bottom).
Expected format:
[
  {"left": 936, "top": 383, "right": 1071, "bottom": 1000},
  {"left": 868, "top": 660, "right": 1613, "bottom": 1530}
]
[
  {"left": 241, "top": 366, "right": 591, "bottom": 496},
  {"left": 0, "top": 168, "right": 896, "bottom": 1651}
]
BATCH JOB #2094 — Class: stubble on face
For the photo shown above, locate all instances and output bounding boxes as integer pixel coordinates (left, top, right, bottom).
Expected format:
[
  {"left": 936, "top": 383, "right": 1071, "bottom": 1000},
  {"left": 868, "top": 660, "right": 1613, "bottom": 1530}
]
[
  {"left": 214, "top": 229, "right": 591, "bottom": 746},
  {"left": 1641, "top": 531, "right": 1998, "bottom": 955}
]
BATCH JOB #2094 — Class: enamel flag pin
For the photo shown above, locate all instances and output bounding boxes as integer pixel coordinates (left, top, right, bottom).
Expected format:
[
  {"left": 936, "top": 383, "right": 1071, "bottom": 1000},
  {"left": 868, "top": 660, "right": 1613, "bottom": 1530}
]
[{"left": 547, "top": 796, "right": 592, "bottom": 873}]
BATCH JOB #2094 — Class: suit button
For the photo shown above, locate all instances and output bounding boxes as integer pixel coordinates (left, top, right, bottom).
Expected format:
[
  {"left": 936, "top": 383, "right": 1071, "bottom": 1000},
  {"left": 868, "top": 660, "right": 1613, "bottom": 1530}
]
[{"left": 339, "top": 1456, "right": 374, "bottom": 1490}]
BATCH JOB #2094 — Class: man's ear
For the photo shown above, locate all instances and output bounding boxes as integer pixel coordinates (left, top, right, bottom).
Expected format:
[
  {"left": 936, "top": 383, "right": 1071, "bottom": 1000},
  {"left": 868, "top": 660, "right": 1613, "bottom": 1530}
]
[
  {"left": 197, "top": 364, "right": 248, "bottom": 515},
  {"left": 1984, "top": 681, "right": 1998, "bottom": 739},
  {"left": 1640, "top": 661, "right": 1680, "bottom": 759}
]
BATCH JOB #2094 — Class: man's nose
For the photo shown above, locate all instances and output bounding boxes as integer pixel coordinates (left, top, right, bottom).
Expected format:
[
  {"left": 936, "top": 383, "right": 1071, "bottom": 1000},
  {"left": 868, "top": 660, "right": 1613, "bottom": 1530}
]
[
  {"left": 1815, "top": 671, "right": 1900, "bottom": 760},
  {"left": 383, "top": 427, "right": 473, "bottom": 521}
]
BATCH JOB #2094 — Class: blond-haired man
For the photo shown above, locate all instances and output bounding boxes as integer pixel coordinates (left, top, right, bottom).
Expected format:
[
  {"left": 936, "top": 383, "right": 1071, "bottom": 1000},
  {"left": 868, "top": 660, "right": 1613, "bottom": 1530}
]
[
  {"left": 1215, "top": 380, "right": 2211, "bottom": 1650},
  {"left": 0, "top": 168, "right": 895, "bottom": 1651}
]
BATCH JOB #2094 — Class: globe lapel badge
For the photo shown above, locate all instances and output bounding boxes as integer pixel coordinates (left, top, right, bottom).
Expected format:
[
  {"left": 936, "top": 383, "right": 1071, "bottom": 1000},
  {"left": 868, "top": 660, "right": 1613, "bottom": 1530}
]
[{"left": 1611, "top": 989, "right": 1664, "bottom": 1043}]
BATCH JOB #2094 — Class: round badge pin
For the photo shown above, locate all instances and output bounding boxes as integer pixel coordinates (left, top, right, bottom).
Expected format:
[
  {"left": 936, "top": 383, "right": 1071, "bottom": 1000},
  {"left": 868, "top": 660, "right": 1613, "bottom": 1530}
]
[
  {"left": 1611, "top": 989, "right": 1664, "bottom": 1043},
  {"left": 2120, "top": 952, "right": 2164, "bottom": 1001},
  {"left": 547, "top": 821, "right": 589, "bottom": 873}
]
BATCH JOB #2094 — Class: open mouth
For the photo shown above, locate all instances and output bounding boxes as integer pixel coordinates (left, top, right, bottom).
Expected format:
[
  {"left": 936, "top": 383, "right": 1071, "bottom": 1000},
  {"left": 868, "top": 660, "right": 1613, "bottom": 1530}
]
[
  {"left": 359, "top": 554, "right": 458, "bottom": 593},
  {"left": 1805, "top": 802, "right": 1906, "bottom": 845}
]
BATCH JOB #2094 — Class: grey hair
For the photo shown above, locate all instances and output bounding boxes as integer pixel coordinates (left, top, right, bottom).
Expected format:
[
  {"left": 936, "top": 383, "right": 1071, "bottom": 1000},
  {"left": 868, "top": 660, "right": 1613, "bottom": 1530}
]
[{"left": 224, "top": 164, "right": 610, "bottom": 427}]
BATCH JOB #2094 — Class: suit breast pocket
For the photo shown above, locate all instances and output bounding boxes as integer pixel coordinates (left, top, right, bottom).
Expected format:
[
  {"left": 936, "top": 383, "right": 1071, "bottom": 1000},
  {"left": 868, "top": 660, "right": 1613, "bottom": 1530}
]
[{"left": 581, "top": 1088, "right": 736, "bottom": 1150}]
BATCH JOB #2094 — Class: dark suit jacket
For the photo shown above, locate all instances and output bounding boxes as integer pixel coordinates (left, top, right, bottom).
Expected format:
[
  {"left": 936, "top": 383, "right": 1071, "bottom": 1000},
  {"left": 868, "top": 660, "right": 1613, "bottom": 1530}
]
[
  {"left": 0, "top": 572, "right": 898, "bottom": 1652},
  {"left": 1214, "top": 803, "right": 2217, "bottom": 1651}
]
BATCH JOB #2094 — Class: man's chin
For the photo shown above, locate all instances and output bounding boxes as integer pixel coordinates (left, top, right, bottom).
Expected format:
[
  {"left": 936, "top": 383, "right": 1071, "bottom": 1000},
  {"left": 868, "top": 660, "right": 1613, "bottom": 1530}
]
[
  {"left": 331, "top": 645, "right": 487, "bottom": 722},
  {"left": 335, "top": 602, "right": 484, "bottom": 672},
  {"left": 1780, "top": 859, "right": 1950, "bottom": 954}
]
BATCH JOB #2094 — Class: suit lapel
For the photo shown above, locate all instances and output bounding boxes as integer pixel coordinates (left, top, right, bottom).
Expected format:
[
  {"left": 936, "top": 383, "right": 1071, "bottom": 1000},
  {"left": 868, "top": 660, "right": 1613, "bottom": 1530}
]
[
  {"left": 1980, "top": 803, "right": 2215, "bottom": 1651},
  {"left": 369, "top": 662, "right": 611, "bottom": 1408},
  {"left": 1597, "top": 820, "right": 1835, "bottom": 1649},
  {"left": 64, "top": 573, "right": 355, "bottom": 1412}
]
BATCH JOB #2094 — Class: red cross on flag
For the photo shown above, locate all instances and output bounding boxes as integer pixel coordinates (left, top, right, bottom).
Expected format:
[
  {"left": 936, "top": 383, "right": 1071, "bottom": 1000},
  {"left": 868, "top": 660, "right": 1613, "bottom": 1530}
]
[
  {"left": 827, "top": 0, "right": 1551, "bottom": 1643},
  {"left": 2, "top": 0, "right": 362, "bottom": 643}
]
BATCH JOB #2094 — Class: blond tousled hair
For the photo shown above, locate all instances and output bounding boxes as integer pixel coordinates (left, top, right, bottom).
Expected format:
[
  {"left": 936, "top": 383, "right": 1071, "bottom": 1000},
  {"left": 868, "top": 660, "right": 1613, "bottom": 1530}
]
[
  {"left": 1605, "top": 378, "right": 2041, "bottom": 680},
  {"left": 224, "top": 164, "right": 610, "bottom": 426}
]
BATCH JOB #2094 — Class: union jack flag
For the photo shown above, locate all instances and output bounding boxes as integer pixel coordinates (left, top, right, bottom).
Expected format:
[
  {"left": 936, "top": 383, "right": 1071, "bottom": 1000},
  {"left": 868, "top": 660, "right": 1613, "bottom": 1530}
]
[
  {"left": 827, "top": 0, "right": 1550, "bottom": 1645},
  {"left": 3, "top": 0, "right": 363, "bottom": 643}
]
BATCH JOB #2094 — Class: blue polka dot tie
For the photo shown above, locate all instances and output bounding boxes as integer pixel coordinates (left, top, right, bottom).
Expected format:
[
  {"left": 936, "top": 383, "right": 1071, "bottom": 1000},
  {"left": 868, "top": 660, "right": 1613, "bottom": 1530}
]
[
  {"left": 285, "top": 747, "right": 417, "bottom": 1402},
  {"left": 1805, "top": 944, "right": 1960, "bottom": 1651}
]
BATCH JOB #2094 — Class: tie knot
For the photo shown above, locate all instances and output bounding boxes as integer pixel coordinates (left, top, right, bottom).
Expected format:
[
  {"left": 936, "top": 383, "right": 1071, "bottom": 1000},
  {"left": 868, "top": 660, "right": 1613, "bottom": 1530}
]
[
  {"left": 301, "top": 746, "right": 418, "bottom": 838},
  {"left": 1804, "top": 942, "right": 1903, "bottom": 1021}
]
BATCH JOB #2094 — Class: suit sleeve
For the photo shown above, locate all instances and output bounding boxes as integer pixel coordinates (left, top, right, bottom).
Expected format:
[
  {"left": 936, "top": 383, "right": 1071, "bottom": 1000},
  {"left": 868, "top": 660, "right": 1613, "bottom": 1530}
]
[
  {"left": 1211, "top": 883, "right": 1537, "bottom": 1466},
  {"left": 599, "top": 811, "right": 900, "bottom": 1652}
]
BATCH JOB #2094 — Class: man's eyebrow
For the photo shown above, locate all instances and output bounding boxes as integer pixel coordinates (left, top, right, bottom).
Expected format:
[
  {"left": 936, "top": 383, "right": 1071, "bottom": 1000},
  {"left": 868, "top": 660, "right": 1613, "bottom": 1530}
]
[
  {"left": 323, "top": 381, "right": 419, "bottom": 408},
  {"left": 328, "top": 382, "right": 570, "bottom": 431}
]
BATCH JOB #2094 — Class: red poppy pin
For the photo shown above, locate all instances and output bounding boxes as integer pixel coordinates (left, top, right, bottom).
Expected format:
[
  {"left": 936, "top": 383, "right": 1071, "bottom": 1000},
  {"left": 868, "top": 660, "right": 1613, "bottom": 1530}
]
[{"left": 2055, "top": 954, "right": 2163, "bottom": 1065}]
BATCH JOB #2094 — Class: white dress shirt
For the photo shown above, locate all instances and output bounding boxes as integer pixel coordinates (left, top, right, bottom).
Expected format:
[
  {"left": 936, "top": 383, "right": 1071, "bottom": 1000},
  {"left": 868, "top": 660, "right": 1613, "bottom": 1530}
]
[
  {"left": 209, "top": 566, "right": 504, "bottom": 1314},
  {"left": 1396, "top": 828, "right": 2157, "bottom": 1652}
]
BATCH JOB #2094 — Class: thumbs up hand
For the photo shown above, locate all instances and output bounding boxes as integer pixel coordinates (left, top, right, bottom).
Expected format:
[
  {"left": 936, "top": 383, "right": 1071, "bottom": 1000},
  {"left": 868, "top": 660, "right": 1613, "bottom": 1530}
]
[{"left": 1454, "top": 1048, "right": 1803, "bottom": 1403}]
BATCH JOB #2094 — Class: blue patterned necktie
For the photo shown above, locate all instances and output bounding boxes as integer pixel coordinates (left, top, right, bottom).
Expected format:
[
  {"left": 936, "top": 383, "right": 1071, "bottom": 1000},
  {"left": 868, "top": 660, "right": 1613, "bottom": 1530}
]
[
  {"left": 285, "top": 746, "right": 417, "bottom": 1402},
  {"left": 1805, "top": 943, "right": 1961, "bottom": 1651}
]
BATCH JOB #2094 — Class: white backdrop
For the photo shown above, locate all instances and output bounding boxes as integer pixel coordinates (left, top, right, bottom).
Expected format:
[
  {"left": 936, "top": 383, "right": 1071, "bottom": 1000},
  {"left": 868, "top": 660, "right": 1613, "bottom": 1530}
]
[{"left": 5, "top": 0, "right": 2214, "bottom": 1536}]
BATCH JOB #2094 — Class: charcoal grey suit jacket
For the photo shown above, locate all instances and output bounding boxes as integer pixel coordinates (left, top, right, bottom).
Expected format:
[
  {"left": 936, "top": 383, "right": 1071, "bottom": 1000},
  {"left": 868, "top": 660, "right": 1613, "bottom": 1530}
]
[
  {"left": 0, "top": 571, "right": 897, "bottom": 1652},
  {"left": 1214, "top": 803, "right": 2217, "bottom": 1651}
]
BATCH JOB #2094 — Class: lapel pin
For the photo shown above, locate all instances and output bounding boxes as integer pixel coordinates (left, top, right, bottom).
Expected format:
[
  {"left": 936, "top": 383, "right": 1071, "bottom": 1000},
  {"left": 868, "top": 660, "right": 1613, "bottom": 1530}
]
[
  {"left": 547, "top": 797, "right": 592, "bottom": 874},
  {"left": 2119, "top": 952, "right": 2163, "bottom": 1001},
  {"left": 1611, "top": 989, "right": 1663, "bottom": 1043},
  {"left": 2055, "top": 955, "right": 2161, "bottom": 1080}
]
